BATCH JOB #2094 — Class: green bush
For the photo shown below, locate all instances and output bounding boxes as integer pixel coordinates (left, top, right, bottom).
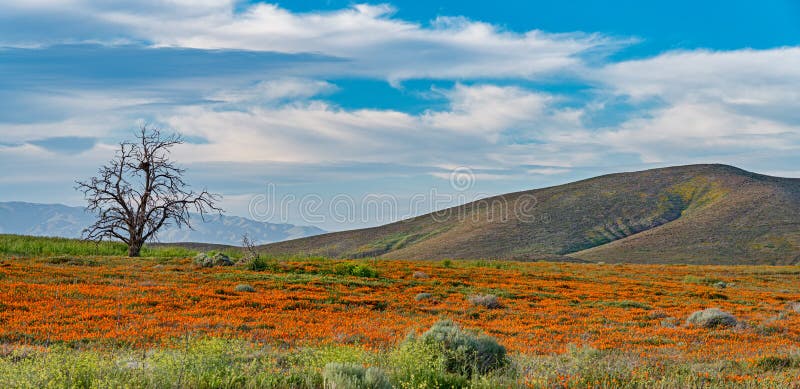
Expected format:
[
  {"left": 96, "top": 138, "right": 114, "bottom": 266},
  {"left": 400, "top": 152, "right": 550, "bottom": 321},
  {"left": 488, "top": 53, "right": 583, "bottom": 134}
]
[
  {"left": 390, "top": 336, "right": 469, "bottom": 388},
  {"left": 407, "top": 319, "right": 507, "bottom": 376},
  {"left": 322, "top": 362, "right": 391, "bottom": 389},
  {"left": 246, "top": 255, "right": 273, "bottom": 271},
  {"left": 351, "top": 265, "right": 378, "bottom": 278},
  {"left": 333, "top": 262, "right": 379, "bottom": 278}
]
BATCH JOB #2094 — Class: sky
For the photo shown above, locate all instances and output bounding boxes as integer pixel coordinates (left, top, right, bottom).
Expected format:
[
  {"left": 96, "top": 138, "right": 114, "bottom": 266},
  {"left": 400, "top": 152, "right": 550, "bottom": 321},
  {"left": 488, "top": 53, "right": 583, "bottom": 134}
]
[{"left": 1, "top": 0, "right": 799, "bottom": 231}]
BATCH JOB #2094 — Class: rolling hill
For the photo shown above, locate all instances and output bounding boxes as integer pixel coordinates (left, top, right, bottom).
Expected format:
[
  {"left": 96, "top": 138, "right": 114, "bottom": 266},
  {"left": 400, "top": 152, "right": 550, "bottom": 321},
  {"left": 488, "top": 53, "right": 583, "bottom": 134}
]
[
  {"left": 257, "top": 164, "right": 800, "bottom": 264},
  {"left": 0, "top": 202, "right": 324, "bottom": 246}
]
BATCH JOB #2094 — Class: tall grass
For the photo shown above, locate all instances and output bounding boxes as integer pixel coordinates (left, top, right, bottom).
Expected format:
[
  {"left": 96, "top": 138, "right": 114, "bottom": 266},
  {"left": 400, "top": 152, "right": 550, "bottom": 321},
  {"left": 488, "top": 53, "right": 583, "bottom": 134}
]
[{"left": 0, "top": 234, "right": 197, "bottom": 258}]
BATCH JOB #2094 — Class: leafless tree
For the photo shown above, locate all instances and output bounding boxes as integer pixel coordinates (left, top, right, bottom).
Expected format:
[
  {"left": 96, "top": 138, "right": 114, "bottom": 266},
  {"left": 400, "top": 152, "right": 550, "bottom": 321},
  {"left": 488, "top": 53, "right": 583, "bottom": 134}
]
[
  {"left": 76, "top": 125, "right": 222, "bottom": 257},
  {"left": 240, "top": 233, "right": 259, "bottom": 262}
]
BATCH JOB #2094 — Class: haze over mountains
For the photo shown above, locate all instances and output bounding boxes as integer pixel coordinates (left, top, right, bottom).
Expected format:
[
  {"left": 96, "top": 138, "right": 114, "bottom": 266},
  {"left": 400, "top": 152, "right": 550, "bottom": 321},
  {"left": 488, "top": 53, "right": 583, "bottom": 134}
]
[
  {"left": 258, "top": 164, "right": 800, "bottom": 265},
  {"left": 0, "top": 202, "right": 324, "bottom": 246}
]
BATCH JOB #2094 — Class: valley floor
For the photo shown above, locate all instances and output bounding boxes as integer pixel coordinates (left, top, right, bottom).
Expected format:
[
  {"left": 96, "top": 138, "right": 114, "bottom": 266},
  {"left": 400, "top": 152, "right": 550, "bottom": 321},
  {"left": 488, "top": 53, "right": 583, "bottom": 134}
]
[{"left": 0, "top": 251, "right": 799, "bottom": 387}]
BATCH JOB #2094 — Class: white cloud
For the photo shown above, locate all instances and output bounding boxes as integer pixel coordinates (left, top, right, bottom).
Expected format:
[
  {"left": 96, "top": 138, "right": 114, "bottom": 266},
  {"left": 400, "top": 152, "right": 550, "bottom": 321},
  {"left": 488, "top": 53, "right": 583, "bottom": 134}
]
[
  {"left": 527, "top": 167, "right": 571, "bottom": 175},
  {"left": 595, "top": 47, "right": 800, "bottom": 126},
  {"left": 167, "top": 103, "right": 418, "bottom": 164},
  {"left": 422, "top": 84, "right": 552, "bottom": 141},
  {"left": 580, "top": 47, "right": 800, "bottom": 163},
  {"left": 208, "top": 78, "right": 337, "bottom": 104},
  {"left": 598, "top": 47, "right": 800, "bottom": 103},
  {"left": 594, "top": 102, "right": 798, "bottom": 163},
  {"left": 0, "top": 2, "right": 619, "bottom": 82},
  {"left": 137, "top": 3, "right": 614, "bottom": 82},
  {"left": 163, "top": 83, "right": 586, "bottom": 171}
]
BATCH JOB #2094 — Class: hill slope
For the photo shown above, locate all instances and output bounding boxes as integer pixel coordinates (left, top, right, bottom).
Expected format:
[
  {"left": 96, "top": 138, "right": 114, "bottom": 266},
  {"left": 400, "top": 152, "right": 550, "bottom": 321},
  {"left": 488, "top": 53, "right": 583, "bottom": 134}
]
[
  {"left": 257, "top": 164, "right": 800, "bottom": 264},
  {"left": 0, "top": 202, "right": 324, "bottom": 246}
]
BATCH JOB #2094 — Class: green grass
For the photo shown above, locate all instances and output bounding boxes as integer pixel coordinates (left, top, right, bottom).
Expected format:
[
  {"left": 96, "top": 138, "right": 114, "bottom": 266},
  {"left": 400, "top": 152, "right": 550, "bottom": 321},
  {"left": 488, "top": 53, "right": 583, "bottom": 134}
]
[
  {"left": 331, "top": 262, "right": 380, "bottom": 278},
  {"left": 0, "top": 338, "right": 797, "bottom": 388},
  {"left": 0, "top": 234, "right": 197, "bottom": 258},
  {"left": 683, "top": 275, "right": 724, "bottom": 285}
]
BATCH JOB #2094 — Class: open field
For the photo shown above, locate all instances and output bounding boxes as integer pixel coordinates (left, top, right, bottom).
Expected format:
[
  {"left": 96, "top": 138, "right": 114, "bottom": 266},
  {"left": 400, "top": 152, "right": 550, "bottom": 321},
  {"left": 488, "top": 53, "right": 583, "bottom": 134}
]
[
  {"left": 0, "top": 234, "right": 238, "bottom": 259},
  {"left": 1, "top": 238, "right": 799, "bottom": 387}
]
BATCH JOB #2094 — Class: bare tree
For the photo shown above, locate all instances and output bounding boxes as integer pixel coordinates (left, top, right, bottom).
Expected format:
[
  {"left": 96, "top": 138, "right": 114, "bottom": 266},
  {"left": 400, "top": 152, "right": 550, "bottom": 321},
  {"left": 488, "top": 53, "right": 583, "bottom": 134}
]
[{"left": 76, "top": 125, "right": 222, "bottom": 257}]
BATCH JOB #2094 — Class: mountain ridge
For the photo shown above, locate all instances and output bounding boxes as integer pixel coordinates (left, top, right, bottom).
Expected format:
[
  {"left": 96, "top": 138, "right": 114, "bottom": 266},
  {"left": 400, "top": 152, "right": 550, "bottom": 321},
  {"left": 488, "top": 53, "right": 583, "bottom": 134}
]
[
  {"left": 257, "top": 164, "right": 800, "bottom": 264},
  {"left": 0, "top": 201, "right": 324, "bottom": 246}
]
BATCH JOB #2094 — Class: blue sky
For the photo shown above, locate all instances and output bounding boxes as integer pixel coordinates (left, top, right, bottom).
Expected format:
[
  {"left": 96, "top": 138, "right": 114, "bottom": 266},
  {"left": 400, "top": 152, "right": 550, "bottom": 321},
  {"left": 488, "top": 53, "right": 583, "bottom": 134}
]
[{"left": 1, "top": 0, "right": 799, "bottom": 230}]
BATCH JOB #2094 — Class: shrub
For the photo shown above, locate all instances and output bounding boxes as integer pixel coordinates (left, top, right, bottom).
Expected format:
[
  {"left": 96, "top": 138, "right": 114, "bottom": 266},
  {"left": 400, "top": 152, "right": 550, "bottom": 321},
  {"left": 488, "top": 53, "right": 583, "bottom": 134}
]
[
  {"left": 194, "top": 253, "right": 211, "bottom": 267},
  {"left": 415, "top": 293, "right": 433, "bottom": 301},
  {"left": 468, "top": 294, "right": 503, "bottom": 309},
  {"left": 194, "top": 252, "right": 234, "bottom": 268},
  {"left": 240, "top": 234, "right": 276, "bottom": 272},
  {"left": 412, "top": 319, "right": 507, "bottom": 376},
  {"left": 390, "top": 340, "right": 468, "bottom": 388},
  {"left": 351, "top": 265, "right": 378, "bottom": 278},
  {"left": 322, "top": 363, "right": 391, "bottom": 389},
  {"left": 246, "top": 256, "right": 272, "bottom": 271},
  {"left": 412, "top": 271, "right": 429, "bottom": 279},
  {"left": 686, "top": 308, "right": 737, "bottom": 328},
  {"left": 234, "top": 284, "right": 255, "bottom": 293},
  {"left": 441, "top": 260, "right": 453, "bottom": 268},
  {"left": 212, "top": 253, "right": 234, "bottom": 266},
  {"left": 333, "top": 263, "right": 379, "bottom": 278}
]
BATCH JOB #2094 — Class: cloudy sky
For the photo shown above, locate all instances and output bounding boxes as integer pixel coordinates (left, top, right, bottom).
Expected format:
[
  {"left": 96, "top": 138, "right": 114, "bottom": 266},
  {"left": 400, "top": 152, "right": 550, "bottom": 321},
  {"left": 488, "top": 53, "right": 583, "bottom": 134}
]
[{"left": 1, "top": 0, "right": 799, "bottom": 230}]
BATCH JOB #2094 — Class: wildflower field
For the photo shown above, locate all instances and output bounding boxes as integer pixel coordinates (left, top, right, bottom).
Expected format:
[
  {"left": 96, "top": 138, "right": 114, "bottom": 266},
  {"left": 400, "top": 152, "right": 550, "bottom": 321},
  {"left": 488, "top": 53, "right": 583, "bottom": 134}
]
[{"left": 0, "top": 237, "right": 799, "bottom": 387}]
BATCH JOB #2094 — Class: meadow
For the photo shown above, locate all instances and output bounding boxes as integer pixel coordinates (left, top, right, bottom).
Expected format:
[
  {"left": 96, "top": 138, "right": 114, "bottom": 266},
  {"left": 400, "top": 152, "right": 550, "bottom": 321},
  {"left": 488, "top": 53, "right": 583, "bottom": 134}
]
[{"left": 0, "top": 235, "right": 799, "bottom": 387}]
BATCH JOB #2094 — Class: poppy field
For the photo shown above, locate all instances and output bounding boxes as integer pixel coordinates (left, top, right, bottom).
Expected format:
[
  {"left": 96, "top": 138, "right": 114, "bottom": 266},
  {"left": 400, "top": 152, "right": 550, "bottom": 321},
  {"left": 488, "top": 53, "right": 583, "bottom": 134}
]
[{"left": 0, "top": 245, "right": 799, "bottom": 387}]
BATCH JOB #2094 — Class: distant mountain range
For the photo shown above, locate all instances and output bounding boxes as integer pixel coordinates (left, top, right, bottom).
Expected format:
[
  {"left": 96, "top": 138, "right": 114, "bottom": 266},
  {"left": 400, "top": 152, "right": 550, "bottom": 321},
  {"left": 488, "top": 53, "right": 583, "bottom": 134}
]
[
  {"left": 258, "top": 164, "right": 800, "bottom": 265},
  {"left": 0, "top": 202, "right": 324, "bottom": 246}
]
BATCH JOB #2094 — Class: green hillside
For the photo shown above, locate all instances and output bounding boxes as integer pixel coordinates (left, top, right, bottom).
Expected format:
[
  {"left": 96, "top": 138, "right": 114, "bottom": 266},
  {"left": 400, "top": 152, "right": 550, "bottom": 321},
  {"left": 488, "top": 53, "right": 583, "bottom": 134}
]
[{"left": 257, "top": 164, "right": 800, "bottom": 264}]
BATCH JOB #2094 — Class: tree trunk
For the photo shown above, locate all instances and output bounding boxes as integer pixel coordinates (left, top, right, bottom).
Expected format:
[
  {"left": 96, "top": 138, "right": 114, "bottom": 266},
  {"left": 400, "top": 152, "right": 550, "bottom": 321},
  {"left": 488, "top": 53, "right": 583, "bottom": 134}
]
[{"left": 128, "top": 240, "right": 143, "bottom": 257}]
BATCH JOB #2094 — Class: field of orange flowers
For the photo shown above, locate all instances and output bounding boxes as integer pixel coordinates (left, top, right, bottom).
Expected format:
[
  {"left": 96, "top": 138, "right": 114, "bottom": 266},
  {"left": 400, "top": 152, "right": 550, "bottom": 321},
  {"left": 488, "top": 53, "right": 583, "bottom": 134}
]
[{"left": 1, "top": 255, "right": 799, "bottom": 366}]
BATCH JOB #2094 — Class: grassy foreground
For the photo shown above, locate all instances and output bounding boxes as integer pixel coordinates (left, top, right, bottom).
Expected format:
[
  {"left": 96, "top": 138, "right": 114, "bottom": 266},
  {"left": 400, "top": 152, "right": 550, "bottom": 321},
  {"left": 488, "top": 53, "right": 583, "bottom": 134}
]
[
  {"left": 0, "top": 236, "right": 799, "bottom": 387},
  {"left": 0, "top": 234, "right": 199, "bottom": 258},
  {"left": 2, "top": 337, "right": 798, "bottom": 388}
]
